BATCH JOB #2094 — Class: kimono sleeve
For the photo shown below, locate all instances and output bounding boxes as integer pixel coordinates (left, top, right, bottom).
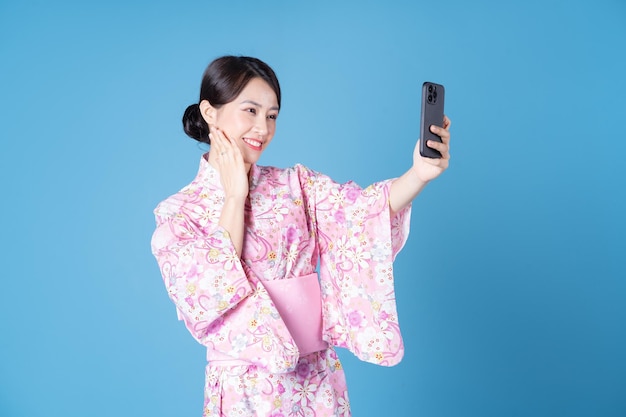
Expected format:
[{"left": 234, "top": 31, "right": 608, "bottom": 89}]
[
  {"left": 298, "top": 165, "right": 411, "bottom": 366},
  {"left": 151, "top": 193, "right": 299, "bottom": 373}
]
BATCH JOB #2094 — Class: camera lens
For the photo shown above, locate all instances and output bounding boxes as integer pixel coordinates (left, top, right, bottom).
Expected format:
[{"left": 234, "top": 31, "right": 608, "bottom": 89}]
[
  {"left": 433, "top": 91, "right": 438, "bottom": 99},
  {"left": 428, "top": 94, "right": 433, "bottom": 102},
  {"left": 428, "top": 85, "right": 433, "bottom": 93}
]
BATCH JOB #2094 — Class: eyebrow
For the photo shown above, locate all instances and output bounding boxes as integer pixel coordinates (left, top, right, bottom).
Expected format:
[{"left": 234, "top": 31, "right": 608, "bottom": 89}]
[{"left": 240, "top": 99, "right": 280, "bottom": 111}]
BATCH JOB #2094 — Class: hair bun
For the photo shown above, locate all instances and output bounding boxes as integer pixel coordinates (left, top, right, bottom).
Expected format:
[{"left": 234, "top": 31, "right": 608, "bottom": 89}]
[{"left": 182, "top": 104, "right": 209, "bottom": 143}]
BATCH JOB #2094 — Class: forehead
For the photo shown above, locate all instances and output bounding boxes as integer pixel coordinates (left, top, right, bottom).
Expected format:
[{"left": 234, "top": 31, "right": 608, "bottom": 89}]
[{"left": 236, "top": 78, "right": 279, "bottom": 108}]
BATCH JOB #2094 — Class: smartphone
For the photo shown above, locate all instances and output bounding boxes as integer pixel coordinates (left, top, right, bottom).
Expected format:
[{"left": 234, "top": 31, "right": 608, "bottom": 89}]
[{"left": 419, "top": 82, "right": 446, "bottom": 159}]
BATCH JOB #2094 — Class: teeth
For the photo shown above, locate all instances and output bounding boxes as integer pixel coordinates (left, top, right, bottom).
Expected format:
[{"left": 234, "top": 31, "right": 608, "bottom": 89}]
[{"left": 244, "top": 138, "right": 262, "bottom": 147}]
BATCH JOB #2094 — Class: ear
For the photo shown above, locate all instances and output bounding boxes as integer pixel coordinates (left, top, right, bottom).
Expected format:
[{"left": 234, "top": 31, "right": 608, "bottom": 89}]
[{"left": 199, "top": 99, "right": 217, "bottom": 128}]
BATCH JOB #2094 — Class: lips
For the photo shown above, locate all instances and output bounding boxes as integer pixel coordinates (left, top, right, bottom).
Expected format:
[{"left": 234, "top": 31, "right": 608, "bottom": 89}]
[{"left": 243, "top": 137, "right": 263, "bottom": 151}]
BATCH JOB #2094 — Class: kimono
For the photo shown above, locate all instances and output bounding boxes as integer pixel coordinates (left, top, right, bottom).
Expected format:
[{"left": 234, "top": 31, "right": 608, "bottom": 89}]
[{"left": 151, "top": 153, "right": 411, "bottom": 416}]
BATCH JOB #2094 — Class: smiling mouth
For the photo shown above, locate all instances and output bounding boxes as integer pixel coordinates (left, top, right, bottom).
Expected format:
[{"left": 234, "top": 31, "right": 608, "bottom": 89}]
[{"left": 243, "top": 138, "right": 263, "bottom": 150}]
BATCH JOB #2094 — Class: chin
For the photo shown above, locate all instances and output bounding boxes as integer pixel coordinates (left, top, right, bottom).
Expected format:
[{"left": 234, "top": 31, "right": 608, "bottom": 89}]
[{"left": 244, "top": 156, "right": 260, "bottom": 166}]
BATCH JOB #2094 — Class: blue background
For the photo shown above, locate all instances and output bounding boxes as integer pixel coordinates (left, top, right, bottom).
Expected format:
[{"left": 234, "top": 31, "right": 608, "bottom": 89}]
[{"left": 1, "top": 1, "right": 625, "bottom": 416}]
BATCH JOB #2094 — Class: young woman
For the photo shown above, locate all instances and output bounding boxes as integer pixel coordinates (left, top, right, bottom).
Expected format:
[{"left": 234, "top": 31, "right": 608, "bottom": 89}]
[{"left": 151, "top": 55, "right": 451, "bottom": 416}]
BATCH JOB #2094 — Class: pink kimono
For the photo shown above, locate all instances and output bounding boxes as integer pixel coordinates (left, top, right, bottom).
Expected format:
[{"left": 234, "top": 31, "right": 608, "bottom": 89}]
[{"left": 151, "top": 154, "right": 411, "bottom": 416}]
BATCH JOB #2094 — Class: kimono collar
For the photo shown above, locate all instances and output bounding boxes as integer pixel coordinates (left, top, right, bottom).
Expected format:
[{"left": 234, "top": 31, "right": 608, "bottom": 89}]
[{"left": 197, "top": 152, "right": 261, "bottom": 190}]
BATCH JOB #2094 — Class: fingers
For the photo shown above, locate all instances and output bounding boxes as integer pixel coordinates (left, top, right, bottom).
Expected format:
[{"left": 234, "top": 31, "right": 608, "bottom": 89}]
[
  {"left": 427, "top": 130, "right": 450, "bottom": 160},
  {"left": 208, "top": 128, "right": 224, "bottom": 156},
  {"left": 426, "top": 131, "right": 450, "bottom": 159},
  {"left": 425, "top": 140, "right": 450, "bottom": 159},
  {"left": 209, "top": 127, "right": 229, "bottom": 154},
  {"left": 208, "top": 128, "right": 248, "bottom": 198},
  {"left": 210, "top": 128, "right": 241, "bottom": 159},
  {"left": 427, "top": 115, "right": 451, "bottom": 159},
  {"left": 443, "top": 115, "right": 451, "bottom": 130},
  {"left": 430, "top": 124, "right": 450, "bottom": 143}
]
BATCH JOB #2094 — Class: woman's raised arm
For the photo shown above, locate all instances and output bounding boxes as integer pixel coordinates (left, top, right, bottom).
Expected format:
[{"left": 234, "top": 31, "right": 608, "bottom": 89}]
[{"left": 389, "top": 115, "right": 451, "bottom": 215}]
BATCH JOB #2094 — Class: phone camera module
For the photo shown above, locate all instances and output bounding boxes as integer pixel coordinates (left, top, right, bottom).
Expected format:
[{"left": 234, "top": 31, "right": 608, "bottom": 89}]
[{"left": 428, "top": 85, "right": 434, "bottom": 93}]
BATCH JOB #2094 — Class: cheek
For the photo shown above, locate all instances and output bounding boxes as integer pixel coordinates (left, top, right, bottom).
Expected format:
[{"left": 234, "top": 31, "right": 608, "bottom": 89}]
[
  {"left": 266, "top": 126, "right": 276, "bottom": 143},
  {"left": 215, "top": 110, "right": 245, "bottom": 132}
]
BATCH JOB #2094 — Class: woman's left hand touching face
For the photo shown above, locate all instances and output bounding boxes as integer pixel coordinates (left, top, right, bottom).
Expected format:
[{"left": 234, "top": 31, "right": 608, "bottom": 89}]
[
  {"left": 208, "top": 127, "right": 249, "bottom": 200},
  {"left": 412, "top": 115, "right": 452, "bottom": 183}
]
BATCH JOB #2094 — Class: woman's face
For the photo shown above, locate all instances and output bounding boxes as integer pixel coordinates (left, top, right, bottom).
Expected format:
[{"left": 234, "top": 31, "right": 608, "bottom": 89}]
[{"left": 202, "top": 77, "right": 279, "bottom": 170}]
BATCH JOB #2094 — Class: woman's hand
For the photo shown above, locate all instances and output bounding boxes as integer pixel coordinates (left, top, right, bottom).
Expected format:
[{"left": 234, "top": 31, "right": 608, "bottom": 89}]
[
  {"left": 411, "top": 115, "right": 451, "bottom": 183},
  {"left": 208, "top": 127, "right": 249, "bottom": 200},
  {"left": 389, "top": 115, "right": 451, "bottom": 215},
  {"left": 207, "top": 127, "right": 247, "bottom": 256}
]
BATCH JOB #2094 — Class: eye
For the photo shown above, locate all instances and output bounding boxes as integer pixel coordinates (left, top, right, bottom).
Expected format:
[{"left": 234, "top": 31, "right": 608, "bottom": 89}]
[
  {"left": 267, "top": 114, "right": 278, "bottom": 120},
  {"left": 245, "top": 108, "right": 257, "bottom": 115}
]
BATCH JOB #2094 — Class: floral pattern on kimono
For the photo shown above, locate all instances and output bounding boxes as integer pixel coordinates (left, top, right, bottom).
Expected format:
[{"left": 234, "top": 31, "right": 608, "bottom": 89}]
[{"left": 151, "top": 153, "right": 411, "bottom": 416}]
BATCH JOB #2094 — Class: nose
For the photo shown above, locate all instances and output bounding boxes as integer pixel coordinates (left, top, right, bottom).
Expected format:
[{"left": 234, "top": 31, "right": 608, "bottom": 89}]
[{"left": 253, "top": 116, "right": 268, "bottom": 136}]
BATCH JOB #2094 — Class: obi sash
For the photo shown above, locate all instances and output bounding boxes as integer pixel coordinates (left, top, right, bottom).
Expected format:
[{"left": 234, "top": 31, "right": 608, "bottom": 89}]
[{"left": 261, "top": 272, "right": 328, "bottom": 355}]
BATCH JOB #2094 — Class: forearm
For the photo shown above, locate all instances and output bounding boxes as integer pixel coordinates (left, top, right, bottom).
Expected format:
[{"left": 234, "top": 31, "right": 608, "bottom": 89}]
[
  {"left": 218, "top": 196, "right": 245, "bottom": 256},
  {"left": 389, "top": 166, "right": 429, "bottom": 216}
]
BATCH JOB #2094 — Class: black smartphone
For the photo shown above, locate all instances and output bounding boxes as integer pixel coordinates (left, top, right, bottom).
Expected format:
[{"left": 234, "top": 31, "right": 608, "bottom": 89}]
[{"left": 419, "top": 82, "right": 446, "bottom": 159}]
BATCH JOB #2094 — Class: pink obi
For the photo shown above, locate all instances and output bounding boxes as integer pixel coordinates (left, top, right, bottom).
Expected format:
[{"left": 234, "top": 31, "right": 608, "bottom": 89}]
[{"left": 262, "top": 272, "right": 328, "bottom": 355}]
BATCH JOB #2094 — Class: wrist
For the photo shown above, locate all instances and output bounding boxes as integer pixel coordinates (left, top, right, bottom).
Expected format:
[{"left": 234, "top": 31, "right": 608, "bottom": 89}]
[
  {"left": 408, "top": 165, "right": 430, "bottom": 188},
  {"left": 222, "top": 195, "right": 247, "bottom": 213}
]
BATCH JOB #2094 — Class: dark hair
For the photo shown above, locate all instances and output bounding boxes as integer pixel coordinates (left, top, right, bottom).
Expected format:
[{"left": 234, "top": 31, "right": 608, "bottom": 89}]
[{"left": 182, "top": 56, "right": 281, "bottom": 144}]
